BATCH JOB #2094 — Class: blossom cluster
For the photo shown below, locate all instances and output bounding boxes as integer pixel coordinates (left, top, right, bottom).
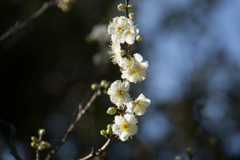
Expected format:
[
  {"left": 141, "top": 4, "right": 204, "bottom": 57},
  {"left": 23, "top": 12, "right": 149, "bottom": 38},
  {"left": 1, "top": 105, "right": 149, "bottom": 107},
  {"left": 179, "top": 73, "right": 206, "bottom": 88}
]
[{"left": 104, "top": 2, "right": 151, "bottom": 142}]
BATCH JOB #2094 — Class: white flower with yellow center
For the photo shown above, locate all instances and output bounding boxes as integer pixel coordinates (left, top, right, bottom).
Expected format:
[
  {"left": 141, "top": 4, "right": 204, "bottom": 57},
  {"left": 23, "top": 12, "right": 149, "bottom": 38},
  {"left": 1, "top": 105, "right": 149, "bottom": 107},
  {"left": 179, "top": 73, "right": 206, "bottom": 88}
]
[
  {"left": 108, "top": 16, "right": 139, "bottom": 44},
  {"left": 107, "top": 80, "right": 131, "bottom": 107},
  {"left": 108, "top": 16, "right": 131, "bottom": 43},
  {"left": 121, "top": 53, "right": 148, "bottom": 83},
  {"left": 126, "top": 94, "right": 151, "bottom": 116},
  {"left": 108, "top": 43, "right": 122, "bottom": 65},
  {"left": 112, "top": 114, "right": 138, "bottom": 141}
]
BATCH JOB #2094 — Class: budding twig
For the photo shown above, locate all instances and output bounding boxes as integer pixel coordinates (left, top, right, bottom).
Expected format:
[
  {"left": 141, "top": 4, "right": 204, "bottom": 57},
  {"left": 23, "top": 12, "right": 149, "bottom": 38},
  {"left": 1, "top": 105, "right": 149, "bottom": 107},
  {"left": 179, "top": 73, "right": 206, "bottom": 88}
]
[
  {"left": 79, "top": 135, "right": 115, "bottom": 160},
  {"left": 45, "top": 87, "right": 102, "bottom": 160}
]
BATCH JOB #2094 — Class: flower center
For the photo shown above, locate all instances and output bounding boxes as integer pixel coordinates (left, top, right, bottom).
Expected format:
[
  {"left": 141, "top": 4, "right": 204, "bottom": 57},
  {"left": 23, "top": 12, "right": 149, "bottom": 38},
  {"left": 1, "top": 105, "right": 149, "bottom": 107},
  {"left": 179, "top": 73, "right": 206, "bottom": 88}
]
[
  {"left": 117, "top": 27, "right": 122, "bottom": 33},
  {"left": 122, "top": 123, "right": 128, "bottom": 129},
  {"left": 118, "top": 89, "right": 124, "bottom": 95},
  {"left": 131, "top": 69, "right": 138, "bottom": 74},
  {"left": 135, "top": 100, "right": 140, "bottom": 108}
]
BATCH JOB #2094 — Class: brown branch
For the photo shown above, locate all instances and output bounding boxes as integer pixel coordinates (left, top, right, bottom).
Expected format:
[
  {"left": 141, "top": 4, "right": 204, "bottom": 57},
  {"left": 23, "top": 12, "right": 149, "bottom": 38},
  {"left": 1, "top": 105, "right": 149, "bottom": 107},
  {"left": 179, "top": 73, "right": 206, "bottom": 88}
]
[
  {"left": 45, "top": 89, "right": 102, "bottom": 160},
  {"left": 79, "top": 135, "right": 115, "bottom": 160},
  {"left": 0, "top": 0, "right": 59, "bottom": 42},
  {"left": 0, "top": 119, "right": 23, "bottom": 160}
]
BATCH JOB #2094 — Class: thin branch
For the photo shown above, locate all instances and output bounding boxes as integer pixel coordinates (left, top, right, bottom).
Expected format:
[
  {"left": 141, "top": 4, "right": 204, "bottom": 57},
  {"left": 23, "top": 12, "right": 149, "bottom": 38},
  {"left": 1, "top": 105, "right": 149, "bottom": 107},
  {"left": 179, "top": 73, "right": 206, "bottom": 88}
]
[
  {"left": 45, "top": 89, "right": 102, "bottom": 160},
  {"left": 125, "top": 0, "right": 129, "bottom": 18},
  {"left": 79, "top": 135, "right": 115, "bottom": 160},
  {"left": 0, "top": 119, "right": 23, "bottom": 160},
  {"left": 0, "top": 0, "right": 59, "bottom": 42}
]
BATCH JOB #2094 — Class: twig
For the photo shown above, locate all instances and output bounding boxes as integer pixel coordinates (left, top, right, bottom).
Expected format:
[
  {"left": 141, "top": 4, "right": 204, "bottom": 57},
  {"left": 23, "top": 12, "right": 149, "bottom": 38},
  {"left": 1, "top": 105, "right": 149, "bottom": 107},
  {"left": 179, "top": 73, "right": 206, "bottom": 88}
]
[
  {"left": 79, "top": 135, "right": 115, "bottom": 160},
  {"left": 0, "top": 0, "right": 59, "bottom": 42},
  {"left": 45, "top": 89, "right": 101, "bottom": 160},
  {"left": 125, "top": 0, "right": 129, "bottom": 18},
  {"left": 0, "top": 119, "right": 23, "bottom": 160}
]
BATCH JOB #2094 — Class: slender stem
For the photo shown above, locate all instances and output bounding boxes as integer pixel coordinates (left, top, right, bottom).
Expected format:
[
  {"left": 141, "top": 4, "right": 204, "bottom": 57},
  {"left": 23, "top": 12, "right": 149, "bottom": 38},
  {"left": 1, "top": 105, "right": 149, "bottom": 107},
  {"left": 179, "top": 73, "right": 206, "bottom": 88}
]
[
  {"left": 79, "top": 135, "right": 115, "bottom": 160},
  {"left": 0, "top": 0, "right": 59, "bottom": 42},
  {"left": 125, "top": 0, "right": 129, "bottom": 18},
  {"left": 36, "top": 150, "right": 39, "bottom": 160},
  {"left": 0, "top": 119, "right": 23, "bottom": 160},
  {"left": 45, "top": 89, "right": 101, "bottom": 160}
]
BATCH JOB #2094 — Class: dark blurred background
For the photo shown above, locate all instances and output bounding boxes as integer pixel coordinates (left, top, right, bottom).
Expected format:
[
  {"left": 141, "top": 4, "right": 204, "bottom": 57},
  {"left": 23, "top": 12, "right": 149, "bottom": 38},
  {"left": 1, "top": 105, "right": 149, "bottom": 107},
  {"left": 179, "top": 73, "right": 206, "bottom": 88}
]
[{"left": 1, "top": 0, "right": 240, "bottom": 160}]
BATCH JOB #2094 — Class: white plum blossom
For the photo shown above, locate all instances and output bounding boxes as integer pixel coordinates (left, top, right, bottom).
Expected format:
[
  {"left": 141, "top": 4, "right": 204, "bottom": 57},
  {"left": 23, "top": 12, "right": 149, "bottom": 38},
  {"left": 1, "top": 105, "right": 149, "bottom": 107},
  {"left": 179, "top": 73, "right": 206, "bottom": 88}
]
[
  {"left": 108, "top": 42, "right": 122, "bottom": 65},
  {"left": 112, "top": 114, "right": 138, "bottom": 141},
  {"left": 126, "top": 94, "right": 151, "bottom": 116},
  {"left": 133, "top": 53, "right": 148, "bottom": 69},
  {"left": 107, "top": 80, "right": 131, "bottom": 107},
  {"left": 108, "top": 16, "right": 139, "bottom": 44},
  {"left": 121, "top": 53, "right": 148, "bottom": 83}
]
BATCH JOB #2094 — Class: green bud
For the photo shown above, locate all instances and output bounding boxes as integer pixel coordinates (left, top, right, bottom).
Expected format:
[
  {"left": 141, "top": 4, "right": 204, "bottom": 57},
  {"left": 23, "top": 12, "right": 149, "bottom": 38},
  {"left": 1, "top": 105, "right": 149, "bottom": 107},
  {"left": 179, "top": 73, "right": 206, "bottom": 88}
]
[
  {"left": 107, "top": 124, "right": 113, "bottom": 130},
  {"left": 118, "top": 105, "right": 124, "bottom": 110},
  {"left": 31, "top": 136, "right": 38, "bottom": 142},
  {"left": 127, "top": 5, "right": 134, "bottom": 11},
  {"left": 136, "top": 35, "right": 143, "bottom": 42},
  {"left": 103, "top": 81, "right": 110, "bottom": 89},
  {"left": 100, "top": 80, "right": 106, "bottom": 87},
  {"left": 40, "top": 141, "right": 51, "bottom": 148},
  {"left": 186, "top": 147, "right": 192, "bottom": 154},
  {"left": 31, "top": 142, "right": 38, "bottom": 149},
  {"left": 185, "top": 158, "right": 190, "bottom": 160},
  {"left": 91, "top": 83, "right": 98, "bottom": 91},
  {"left": 107, "top": 107, "right": 116, "bottom": 115},
  {"left": 117, "top": 3, "right": 126, "bottom": 11},
  {"left": 129, "top": 12, "right": 136, "bottom": 19},
  {"left": 38, "top": 144, "right": 45, "bottom": 151},
  {"left": 106, "top": 128, "right": 111, "bottom": 134},
  {"left": 100, "top": 130, "right": 107, "bottom": 136},
  {"left": 120, "top": 49, "right": 126, "bottom": 56},
  {"left": 38, "top": 129, "right": 46, "bottom": 136},
  {"left": 103, "top": 89, "right": 108, "bottom": 94}
]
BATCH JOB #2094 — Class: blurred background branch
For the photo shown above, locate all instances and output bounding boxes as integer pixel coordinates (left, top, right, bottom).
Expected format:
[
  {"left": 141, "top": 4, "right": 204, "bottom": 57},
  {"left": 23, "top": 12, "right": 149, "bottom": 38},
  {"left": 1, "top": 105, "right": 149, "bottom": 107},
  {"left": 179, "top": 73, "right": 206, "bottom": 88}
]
[
  {"left": 0, "top": 0, "right": 58, "bottom": 42},
  {"left": 0, "top": 119, "right": 23, "bottom": 160}
]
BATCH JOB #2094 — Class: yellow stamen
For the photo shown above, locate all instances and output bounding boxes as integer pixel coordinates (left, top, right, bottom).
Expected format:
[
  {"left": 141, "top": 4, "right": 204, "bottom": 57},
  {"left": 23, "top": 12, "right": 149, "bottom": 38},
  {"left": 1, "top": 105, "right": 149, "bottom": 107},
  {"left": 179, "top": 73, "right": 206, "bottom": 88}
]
[
  {"left": 117, "top": 27, "right": 122, "bottom": 32},
  {"left": 131, "top": 69, "right": 138, "bottom": 74},
  {"left": 122, "top": 123, "right": 128, "bottom": 129}
]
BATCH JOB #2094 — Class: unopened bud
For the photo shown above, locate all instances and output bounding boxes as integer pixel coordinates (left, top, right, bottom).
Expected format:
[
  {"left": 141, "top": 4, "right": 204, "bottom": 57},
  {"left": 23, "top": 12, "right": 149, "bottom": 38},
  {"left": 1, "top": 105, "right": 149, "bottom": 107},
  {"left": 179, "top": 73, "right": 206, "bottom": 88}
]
[
  {"left": 186, "top": 147, "right": 192, "bottom": 154},
  {"left": 174, "top": 156, "right": 182, "bottom": 160},
  {"left": 107, "top": 124, "right": 113, "bottom": 130},
  {"left": 31, "top": 142, "right": 38, "bottom": 149},
  {"left": 106, "top": 128, "right": 111, "bottom": 134},
  {"left": 107, "top": 107, "right": 116, "bottom": 115},
  {"left": 100, "top": 80, "right": 106, "bottom": 87},
  {"left": 31, "top": 136, "right": 38, "bottom": 142},
  {"left": 127, "top": 5, "right": 134, "bottom": 11},
  {"left": 100, "top": 130, "right": 107, "bottom": 136},
  {"left": 120, "top": 49, "right": 126, "bottom": 56},
  {"left": 104, "top": 81, "right": 110, "bottom": 89},
  {"left": 38, "top": 144, "right": 45, "bottom": 151},
  {"left": 40, "top": 141, "right": 51, "bottom": 148},
  {"left": 103, "top": 89, "right": 108, "bottom": 94},
  {"left": 118, "top": 105, "right": 124, "bottom": 110},
  {"left": 117, "top": 3, "right": 126, "bottom": 11},
  {"left": 38, "top": 129, "right": 46, "bottom": 136},
  {"left": 129, "top": 12, "right": 136, "bottom": 19},
  {"left": 136, "top": 35, "right": 143, "bottom": 42},
  {"left": 91, "top": 83, "right": 98, "bottom": 91}
]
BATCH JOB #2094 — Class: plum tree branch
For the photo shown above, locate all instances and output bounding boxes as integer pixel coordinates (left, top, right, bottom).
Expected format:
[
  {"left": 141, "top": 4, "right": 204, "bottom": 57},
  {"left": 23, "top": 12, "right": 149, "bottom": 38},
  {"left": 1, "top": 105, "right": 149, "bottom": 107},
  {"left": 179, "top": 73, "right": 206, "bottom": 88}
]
[{"left": 0, "top": 0, "right": 59, "bottom": 42}]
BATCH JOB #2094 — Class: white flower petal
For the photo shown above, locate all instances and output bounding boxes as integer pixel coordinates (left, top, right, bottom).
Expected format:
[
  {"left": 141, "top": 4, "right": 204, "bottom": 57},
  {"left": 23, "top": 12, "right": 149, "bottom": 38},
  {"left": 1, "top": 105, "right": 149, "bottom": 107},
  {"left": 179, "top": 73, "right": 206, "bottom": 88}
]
[
  {"left": 134, "top": 53, "right": 143, "bottom": 62},
  {"left": 119, "top": 131, "right": 129, "bottom": 141},
  {"left": 112, "top": 124, "right": 121, "bottom": 135},
  {"left": 124, "top": 114, "right": 137, "bottom": 124}
]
